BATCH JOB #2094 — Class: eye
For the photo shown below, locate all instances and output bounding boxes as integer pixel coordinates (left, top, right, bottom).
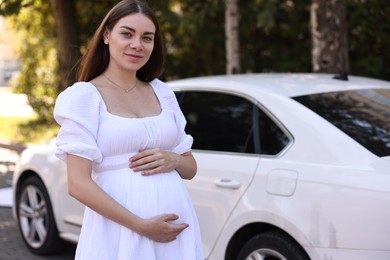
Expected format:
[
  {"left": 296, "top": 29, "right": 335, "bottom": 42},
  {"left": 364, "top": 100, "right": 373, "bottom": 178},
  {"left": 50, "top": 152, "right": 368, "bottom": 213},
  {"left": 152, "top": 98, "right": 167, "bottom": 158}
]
[
  {"left": 121, "top": 32, "right": 132, "bottom": 37},
  {"left": 143, "top": 36, "right": 154, "bottom": 42}
]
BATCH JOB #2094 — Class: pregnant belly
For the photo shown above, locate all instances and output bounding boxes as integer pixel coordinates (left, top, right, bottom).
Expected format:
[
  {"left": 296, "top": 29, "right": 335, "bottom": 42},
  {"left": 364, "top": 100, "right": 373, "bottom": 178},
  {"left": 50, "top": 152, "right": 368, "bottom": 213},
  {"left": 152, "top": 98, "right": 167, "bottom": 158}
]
[{"left": 93, "top": 168, "right": 191, "bottom": 223}]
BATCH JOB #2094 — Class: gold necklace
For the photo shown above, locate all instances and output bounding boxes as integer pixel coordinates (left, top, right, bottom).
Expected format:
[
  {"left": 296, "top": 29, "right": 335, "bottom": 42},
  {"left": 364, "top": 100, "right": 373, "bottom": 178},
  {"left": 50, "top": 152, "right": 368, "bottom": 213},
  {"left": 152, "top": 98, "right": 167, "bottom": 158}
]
[{"left": 103, "top": 74, "right": 138, "bottom": 93}]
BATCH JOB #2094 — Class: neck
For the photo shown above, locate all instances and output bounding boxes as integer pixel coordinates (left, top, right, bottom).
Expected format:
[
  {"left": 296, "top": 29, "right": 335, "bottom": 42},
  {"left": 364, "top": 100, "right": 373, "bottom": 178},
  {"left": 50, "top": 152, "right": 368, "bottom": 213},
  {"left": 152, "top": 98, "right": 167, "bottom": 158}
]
[
  {"left": 102, "top": 73, "right": 138, "bottom": 93},
  {"left": 103, "top": 65, "right": 138, "bottom": 84}
]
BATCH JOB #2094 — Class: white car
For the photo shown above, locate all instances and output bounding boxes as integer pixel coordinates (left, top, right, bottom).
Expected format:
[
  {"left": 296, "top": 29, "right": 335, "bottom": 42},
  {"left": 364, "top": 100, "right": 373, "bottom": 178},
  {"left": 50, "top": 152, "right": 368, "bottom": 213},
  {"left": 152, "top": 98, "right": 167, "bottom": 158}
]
[{"left": 12, "top": 73, "right": 390, "bottom": 260}]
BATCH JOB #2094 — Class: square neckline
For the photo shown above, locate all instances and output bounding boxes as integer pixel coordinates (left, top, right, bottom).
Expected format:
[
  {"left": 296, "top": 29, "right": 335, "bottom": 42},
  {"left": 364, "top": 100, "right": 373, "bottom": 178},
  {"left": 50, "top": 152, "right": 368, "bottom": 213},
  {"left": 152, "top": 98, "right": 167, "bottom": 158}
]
[{"left": 86, "top": 80, "right": 163, "bottom": 120}]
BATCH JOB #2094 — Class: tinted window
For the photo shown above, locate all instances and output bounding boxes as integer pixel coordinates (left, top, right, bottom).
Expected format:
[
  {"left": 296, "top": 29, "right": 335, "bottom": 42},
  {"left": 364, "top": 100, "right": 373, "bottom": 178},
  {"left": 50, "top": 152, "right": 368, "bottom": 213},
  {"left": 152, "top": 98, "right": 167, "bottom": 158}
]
[
  {"left": 293, "top": 89, "right": 390, "bottom": 157},
  {"left": 175, "top": 91, "right": 289, "bottom": 155}
]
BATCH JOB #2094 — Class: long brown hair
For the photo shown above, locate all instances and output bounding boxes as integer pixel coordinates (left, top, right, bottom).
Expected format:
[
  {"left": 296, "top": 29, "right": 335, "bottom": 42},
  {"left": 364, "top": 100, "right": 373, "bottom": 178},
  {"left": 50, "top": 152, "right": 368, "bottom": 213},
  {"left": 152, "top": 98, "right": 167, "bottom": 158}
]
[{"left": 78, "top": 0, "right": 165, "bottom": 82}]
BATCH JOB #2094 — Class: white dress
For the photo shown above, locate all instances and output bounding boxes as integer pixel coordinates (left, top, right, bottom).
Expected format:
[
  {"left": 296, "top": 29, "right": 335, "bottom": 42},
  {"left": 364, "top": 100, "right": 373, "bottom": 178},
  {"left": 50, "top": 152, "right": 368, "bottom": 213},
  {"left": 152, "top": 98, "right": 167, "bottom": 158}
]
[{"left": 54, "top": 79, "right": 204, "bottom": 260}]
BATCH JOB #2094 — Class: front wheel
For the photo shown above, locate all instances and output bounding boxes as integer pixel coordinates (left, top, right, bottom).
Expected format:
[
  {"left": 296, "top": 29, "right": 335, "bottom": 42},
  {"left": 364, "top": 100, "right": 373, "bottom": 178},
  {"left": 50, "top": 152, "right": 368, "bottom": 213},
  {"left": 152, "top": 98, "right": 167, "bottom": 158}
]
[
  {"left": 16, "top": 176, "right": 67, "bottom": 255},
  {"left": 237, "top": 231, "right": 309, "bottom": 260}
]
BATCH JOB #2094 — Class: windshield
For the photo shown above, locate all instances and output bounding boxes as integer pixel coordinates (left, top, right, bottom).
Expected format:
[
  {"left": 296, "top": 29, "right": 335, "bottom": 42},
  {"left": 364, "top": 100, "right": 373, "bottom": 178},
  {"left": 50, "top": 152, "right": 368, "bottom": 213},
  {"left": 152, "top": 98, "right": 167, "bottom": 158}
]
[{"left": 293, "top": 89, "right": 390, "bottom": 157}]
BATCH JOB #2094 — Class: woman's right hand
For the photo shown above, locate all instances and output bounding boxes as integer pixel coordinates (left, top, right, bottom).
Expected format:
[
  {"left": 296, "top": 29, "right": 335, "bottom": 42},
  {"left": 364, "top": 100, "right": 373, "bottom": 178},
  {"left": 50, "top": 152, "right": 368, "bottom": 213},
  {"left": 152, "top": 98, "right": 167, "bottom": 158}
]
[{"left": 137, "top": 214, "right": 189, "bottom": 243}]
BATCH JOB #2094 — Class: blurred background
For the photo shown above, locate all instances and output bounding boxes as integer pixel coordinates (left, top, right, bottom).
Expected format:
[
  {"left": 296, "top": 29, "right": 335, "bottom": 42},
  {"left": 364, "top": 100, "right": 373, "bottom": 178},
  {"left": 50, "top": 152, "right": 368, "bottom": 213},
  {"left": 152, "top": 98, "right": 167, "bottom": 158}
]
[{"left": 0, "top": 0, "right": 389, "bottom": 145}]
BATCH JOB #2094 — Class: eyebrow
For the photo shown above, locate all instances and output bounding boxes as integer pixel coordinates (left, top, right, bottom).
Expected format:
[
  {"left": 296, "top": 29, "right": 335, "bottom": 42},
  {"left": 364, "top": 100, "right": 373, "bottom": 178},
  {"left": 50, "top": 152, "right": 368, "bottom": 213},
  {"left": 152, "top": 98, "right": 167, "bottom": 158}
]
[{"left": 119, "top": 25, "right": 155, "bottom": 35}]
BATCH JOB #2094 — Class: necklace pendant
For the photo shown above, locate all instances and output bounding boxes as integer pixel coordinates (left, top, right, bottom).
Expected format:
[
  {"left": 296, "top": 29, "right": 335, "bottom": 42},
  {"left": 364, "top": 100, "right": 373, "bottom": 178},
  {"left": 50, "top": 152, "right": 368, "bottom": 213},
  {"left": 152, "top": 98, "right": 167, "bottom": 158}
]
[{"left": 103, "top": 74, "right": 137, "bottom": 93}]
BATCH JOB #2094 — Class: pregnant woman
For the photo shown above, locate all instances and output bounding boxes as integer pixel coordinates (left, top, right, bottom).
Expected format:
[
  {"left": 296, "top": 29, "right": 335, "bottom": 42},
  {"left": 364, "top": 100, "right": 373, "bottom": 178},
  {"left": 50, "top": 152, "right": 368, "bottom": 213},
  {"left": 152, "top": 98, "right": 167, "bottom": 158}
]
[{"left": 53, "top": 1, "right": 203, "bottom": 259}]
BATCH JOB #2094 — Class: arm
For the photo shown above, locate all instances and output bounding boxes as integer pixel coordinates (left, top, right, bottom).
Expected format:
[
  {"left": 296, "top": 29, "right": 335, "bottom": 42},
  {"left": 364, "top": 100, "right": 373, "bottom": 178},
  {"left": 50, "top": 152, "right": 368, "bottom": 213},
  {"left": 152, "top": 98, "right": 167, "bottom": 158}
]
[
  {"left": 175, "top": 151, "right": 197, "bottom": 180},
  {"left": 67, "top": 154, "right": 188, "bottom": 242},
  {"left": 129, "top": 149, "right": 197, "bottom": 179}
]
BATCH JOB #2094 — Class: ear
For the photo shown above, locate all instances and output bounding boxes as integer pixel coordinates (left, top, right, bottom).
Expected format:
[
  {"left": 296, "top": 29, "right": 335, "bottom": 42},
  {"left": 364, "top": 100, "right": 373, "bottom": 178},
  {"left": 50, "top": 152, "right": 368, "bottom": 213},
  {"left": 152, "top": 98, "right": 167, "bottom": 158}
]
[{"left": 103, "top": 29, "right": 110, "bottom": 44}]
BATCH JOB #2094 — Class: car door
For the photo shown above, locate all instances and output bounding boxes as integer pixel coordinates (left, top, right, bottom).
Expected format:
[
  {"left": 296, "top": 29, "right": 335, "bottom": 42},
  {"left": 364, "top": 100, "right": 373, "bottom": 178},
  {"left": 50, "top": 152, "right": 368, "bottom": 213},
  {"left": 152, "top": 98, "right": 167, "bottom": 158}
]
[
  {"left": 174, "top": 90, "right": 261, "bottom": 256},
  {"left": 56, "top": 159, "right": 84, "bottom": 234}
]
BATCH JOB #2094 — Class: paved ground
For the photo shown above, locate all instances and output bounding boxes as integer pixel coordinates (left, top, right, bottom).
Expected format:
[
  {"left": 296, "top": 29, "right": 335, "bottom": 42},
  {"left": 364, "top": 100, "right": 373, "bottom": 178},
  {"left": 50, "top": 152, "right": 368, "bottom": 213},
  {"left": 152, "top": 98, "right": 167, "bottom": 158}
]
[
  {"left": 0, "top": 146, "right": 76, "bottom": 259},
  {"left": 0, "top": 207, "right": 76, "bottom": 260}
]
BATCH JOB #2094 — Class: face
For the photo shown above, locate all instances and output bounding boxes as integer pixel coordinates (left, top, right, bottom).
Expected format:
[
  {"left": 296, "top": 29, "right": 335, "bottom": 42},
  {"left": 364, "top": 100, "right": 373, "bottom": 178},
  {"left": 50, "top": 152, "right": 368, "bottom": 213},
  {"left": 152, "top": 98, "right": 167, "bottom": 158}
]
[{"left": 104, "top": 13, "right": 156, "bottom": 72}]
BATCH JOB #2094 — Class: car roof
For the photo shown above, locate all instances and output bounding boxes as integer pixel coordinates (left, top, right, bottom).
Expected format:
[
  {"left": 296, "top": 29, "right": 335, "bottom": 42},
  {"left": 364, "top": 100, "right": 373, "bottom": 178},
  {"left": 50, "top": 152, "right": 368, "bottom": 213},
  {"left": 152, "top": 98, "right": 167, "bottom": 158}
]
[{"left": 167, "top": 73, "right": 390, "bottom": 97}]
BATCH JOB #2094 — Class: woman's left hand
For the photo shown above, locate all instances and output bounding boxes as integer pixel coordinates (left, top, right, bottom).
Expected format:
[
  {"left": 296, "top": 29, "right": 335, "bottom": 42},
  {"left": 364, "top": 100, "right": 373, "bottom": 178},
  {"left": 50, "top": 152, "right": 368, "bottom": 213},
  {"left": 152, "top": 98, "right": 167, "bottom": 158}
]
[{"left": 129, "top": 148, "right": 181, "bottom": 176}]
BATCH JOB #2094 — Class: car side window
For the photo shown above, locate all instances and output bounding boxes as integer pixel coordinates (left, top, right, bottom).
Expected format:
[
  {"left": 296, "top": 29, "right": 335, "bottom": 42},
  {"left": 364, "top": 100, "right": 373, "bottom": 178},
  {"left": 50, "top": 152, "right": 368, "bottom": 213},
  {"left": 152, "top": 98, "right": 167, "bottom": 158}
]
[{"left": 175, "top": 91, "right": 289, "bottom": 155}]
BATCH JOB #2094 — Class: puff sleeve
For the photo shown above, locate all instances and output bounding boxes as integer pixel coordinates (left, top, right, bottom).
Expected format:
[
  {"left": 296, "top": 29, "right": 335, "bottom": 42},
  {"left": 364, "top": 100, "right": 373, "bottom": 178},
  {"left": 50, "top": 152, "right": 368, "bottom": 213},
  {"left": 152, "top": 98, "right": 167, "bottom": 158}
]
[
  {"left": 152, "top": 79, "right": 194, "bottom": 155},
  {"left": 53, "top": 82, "right": 103, "bottom": 163}
]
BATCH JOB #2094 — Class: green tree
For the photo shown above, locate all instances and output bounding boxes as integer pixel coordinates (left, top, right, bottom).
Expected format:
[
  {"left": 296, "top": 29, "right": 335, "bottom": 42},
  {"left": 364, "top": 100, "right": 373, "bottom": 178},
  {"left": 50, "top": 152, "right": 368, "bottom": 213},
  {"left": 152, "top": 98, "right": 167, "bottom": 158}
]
[
  {"left": 347, "top": 0, "right": 390, "bottom": 80},
  {"left": 225, "top": 0, "right": 241, "bottom": 74},
  {"left": 0, "top": 0, "right": 117, "bottom": 124},
  {"left": 240, "top": 0, "right": 312, "bottom": 73},
  {"left": 311, "top": 0, "right": 349, "bottom": 74},
  {"left": 6, "top": 0, "right": 58, "bottom": 122},
  {"left": 155, "top": 0, "right": 227, "bottom": 78},
  {"left": 50, "top": 0, "right": 81, "bottom": 92}
]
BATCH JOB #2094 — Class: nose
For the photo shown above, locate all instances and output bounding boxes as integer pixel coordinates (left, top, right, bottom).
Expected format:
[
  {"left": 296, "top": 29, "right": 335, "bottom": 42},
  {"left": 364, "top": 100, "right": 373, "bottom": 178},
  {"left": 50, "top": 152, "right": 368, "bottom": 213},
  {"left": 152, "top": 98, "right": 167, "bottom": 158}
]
[{"left": 129, "top": 36, "right": 143, "bottom": 50}]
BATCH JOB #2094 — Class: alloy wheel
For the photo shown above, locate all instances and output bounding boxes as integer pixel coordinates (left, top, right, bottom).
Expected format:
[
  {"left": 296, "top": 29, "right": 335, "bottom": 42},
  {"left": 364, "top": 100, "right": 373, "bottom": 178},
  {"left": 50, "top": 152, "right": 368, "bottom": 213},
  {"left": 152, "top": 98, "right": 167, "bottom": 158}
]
[{"left": 18, "top": 184, "right": 48, "bottom": 248}]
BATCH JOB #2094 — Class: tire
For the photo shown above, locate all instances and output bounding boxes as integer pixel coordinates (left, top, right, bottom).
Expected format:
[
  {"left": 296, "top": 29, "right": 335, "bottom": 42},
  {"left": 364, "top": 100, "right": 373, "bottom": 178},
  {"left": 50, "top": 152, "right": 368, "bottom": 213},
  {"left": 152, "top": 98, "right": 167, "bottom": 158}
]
[
  {"left": 16, "top": 176, "right": 67, "bottom": 255},
  {"left": 237, "top": 231, "right": 309, "bottom": 260}
]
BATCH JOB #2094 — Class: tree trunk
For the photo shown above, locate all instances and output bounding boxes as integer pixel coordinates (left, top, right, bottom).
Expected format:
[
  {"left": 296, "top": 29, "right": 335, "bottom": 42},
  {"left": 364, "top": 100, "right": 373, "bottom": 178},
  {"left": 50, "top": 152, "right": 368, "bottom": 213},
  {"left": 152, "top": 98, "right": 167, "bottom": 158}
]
[
  {"left": 310, "top": 0, "right": 349, "bottom": 74},
  {"left": 49, "top": 0, "right": 81, "bottom": 92},
  {"left": 225, "top": 0, "right": 240, "bottom": 74}
]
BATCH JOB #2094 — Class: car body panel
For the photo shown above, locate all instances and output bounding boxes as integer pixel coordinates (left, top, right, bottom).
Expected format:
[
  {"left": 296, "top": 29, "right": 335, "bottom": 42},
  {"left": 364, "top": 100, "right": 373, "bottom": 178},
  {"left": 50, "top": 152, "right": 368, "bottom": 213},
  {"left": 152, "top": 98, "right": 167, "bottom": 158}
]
[
  {"left": 169, "top": 73, "right": 390, "bottom": 97},
  {"left": 205, "top": 156, "right": 390, "bottom": 259},
  {"left": 184, "top": 151, "right": 259, "bottom": 256},
  {"left": 12, "top": 141, "right": 84, "bottom": 243}
]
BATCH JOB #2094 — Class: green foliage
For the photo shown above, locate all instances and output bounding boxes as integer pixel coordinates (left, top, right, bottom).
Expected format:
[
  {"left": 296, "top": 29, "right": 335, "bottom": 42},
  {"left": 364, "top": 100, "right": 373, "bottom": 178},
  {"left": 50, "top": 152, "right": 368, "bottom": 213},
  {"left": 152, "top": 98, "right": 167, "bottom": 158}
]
[
  {"left": 0, "top": 116, "right": 30, "bottom": 142},
  {"left": 347, "top": 0, "right": 390, "bottom": 80},
  {"left": 17, "top": 116, "right": 60, "bottom": 143},
  {"left": 75, "top": 0, "right": 118, "bottom": 44},
  {"left": 7, "top": 0, "right": 58, "bottom": 123},
  {"left": 255, "top": 0, "right": 277, "bottom": 33},
  {"left": 240, "top": 0, "right": 312, "bottom": 73},
  {"left": 0, "top": 115, "right": 59, "bottom": 144},
  {"left": 0, "top": 0, "right": 25, "bottom": 16},
  {"left": 160, "top": 0, "right": 226, "bottom": 79}
]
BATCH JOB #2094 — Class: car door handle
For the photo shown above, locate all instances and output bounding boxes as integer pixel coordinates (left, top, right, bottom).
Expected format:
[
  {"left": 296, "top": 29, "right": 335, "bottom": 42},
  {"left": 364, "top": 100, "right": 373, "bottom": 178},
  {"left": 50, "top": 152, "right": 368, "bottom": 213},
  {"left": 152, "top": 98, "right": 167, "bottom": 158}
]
[{"left": 214, "top": 179, "right": 241, "bottom": 189}]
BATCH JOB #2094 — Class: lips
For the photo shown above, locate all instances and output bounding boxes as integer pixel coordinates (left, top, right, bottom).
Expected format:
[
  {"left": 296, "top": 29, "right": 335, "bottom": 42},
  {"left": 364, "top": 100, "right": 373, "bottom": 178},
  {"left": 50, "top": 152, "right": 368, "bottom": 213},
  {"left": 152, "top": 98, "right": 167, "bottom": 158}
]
[
  {"left": 123, "top": 53, "right": 144, "bottom": 64},
  {"left": 125, "top": 53, "right": 143, "bottom": 59}
]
